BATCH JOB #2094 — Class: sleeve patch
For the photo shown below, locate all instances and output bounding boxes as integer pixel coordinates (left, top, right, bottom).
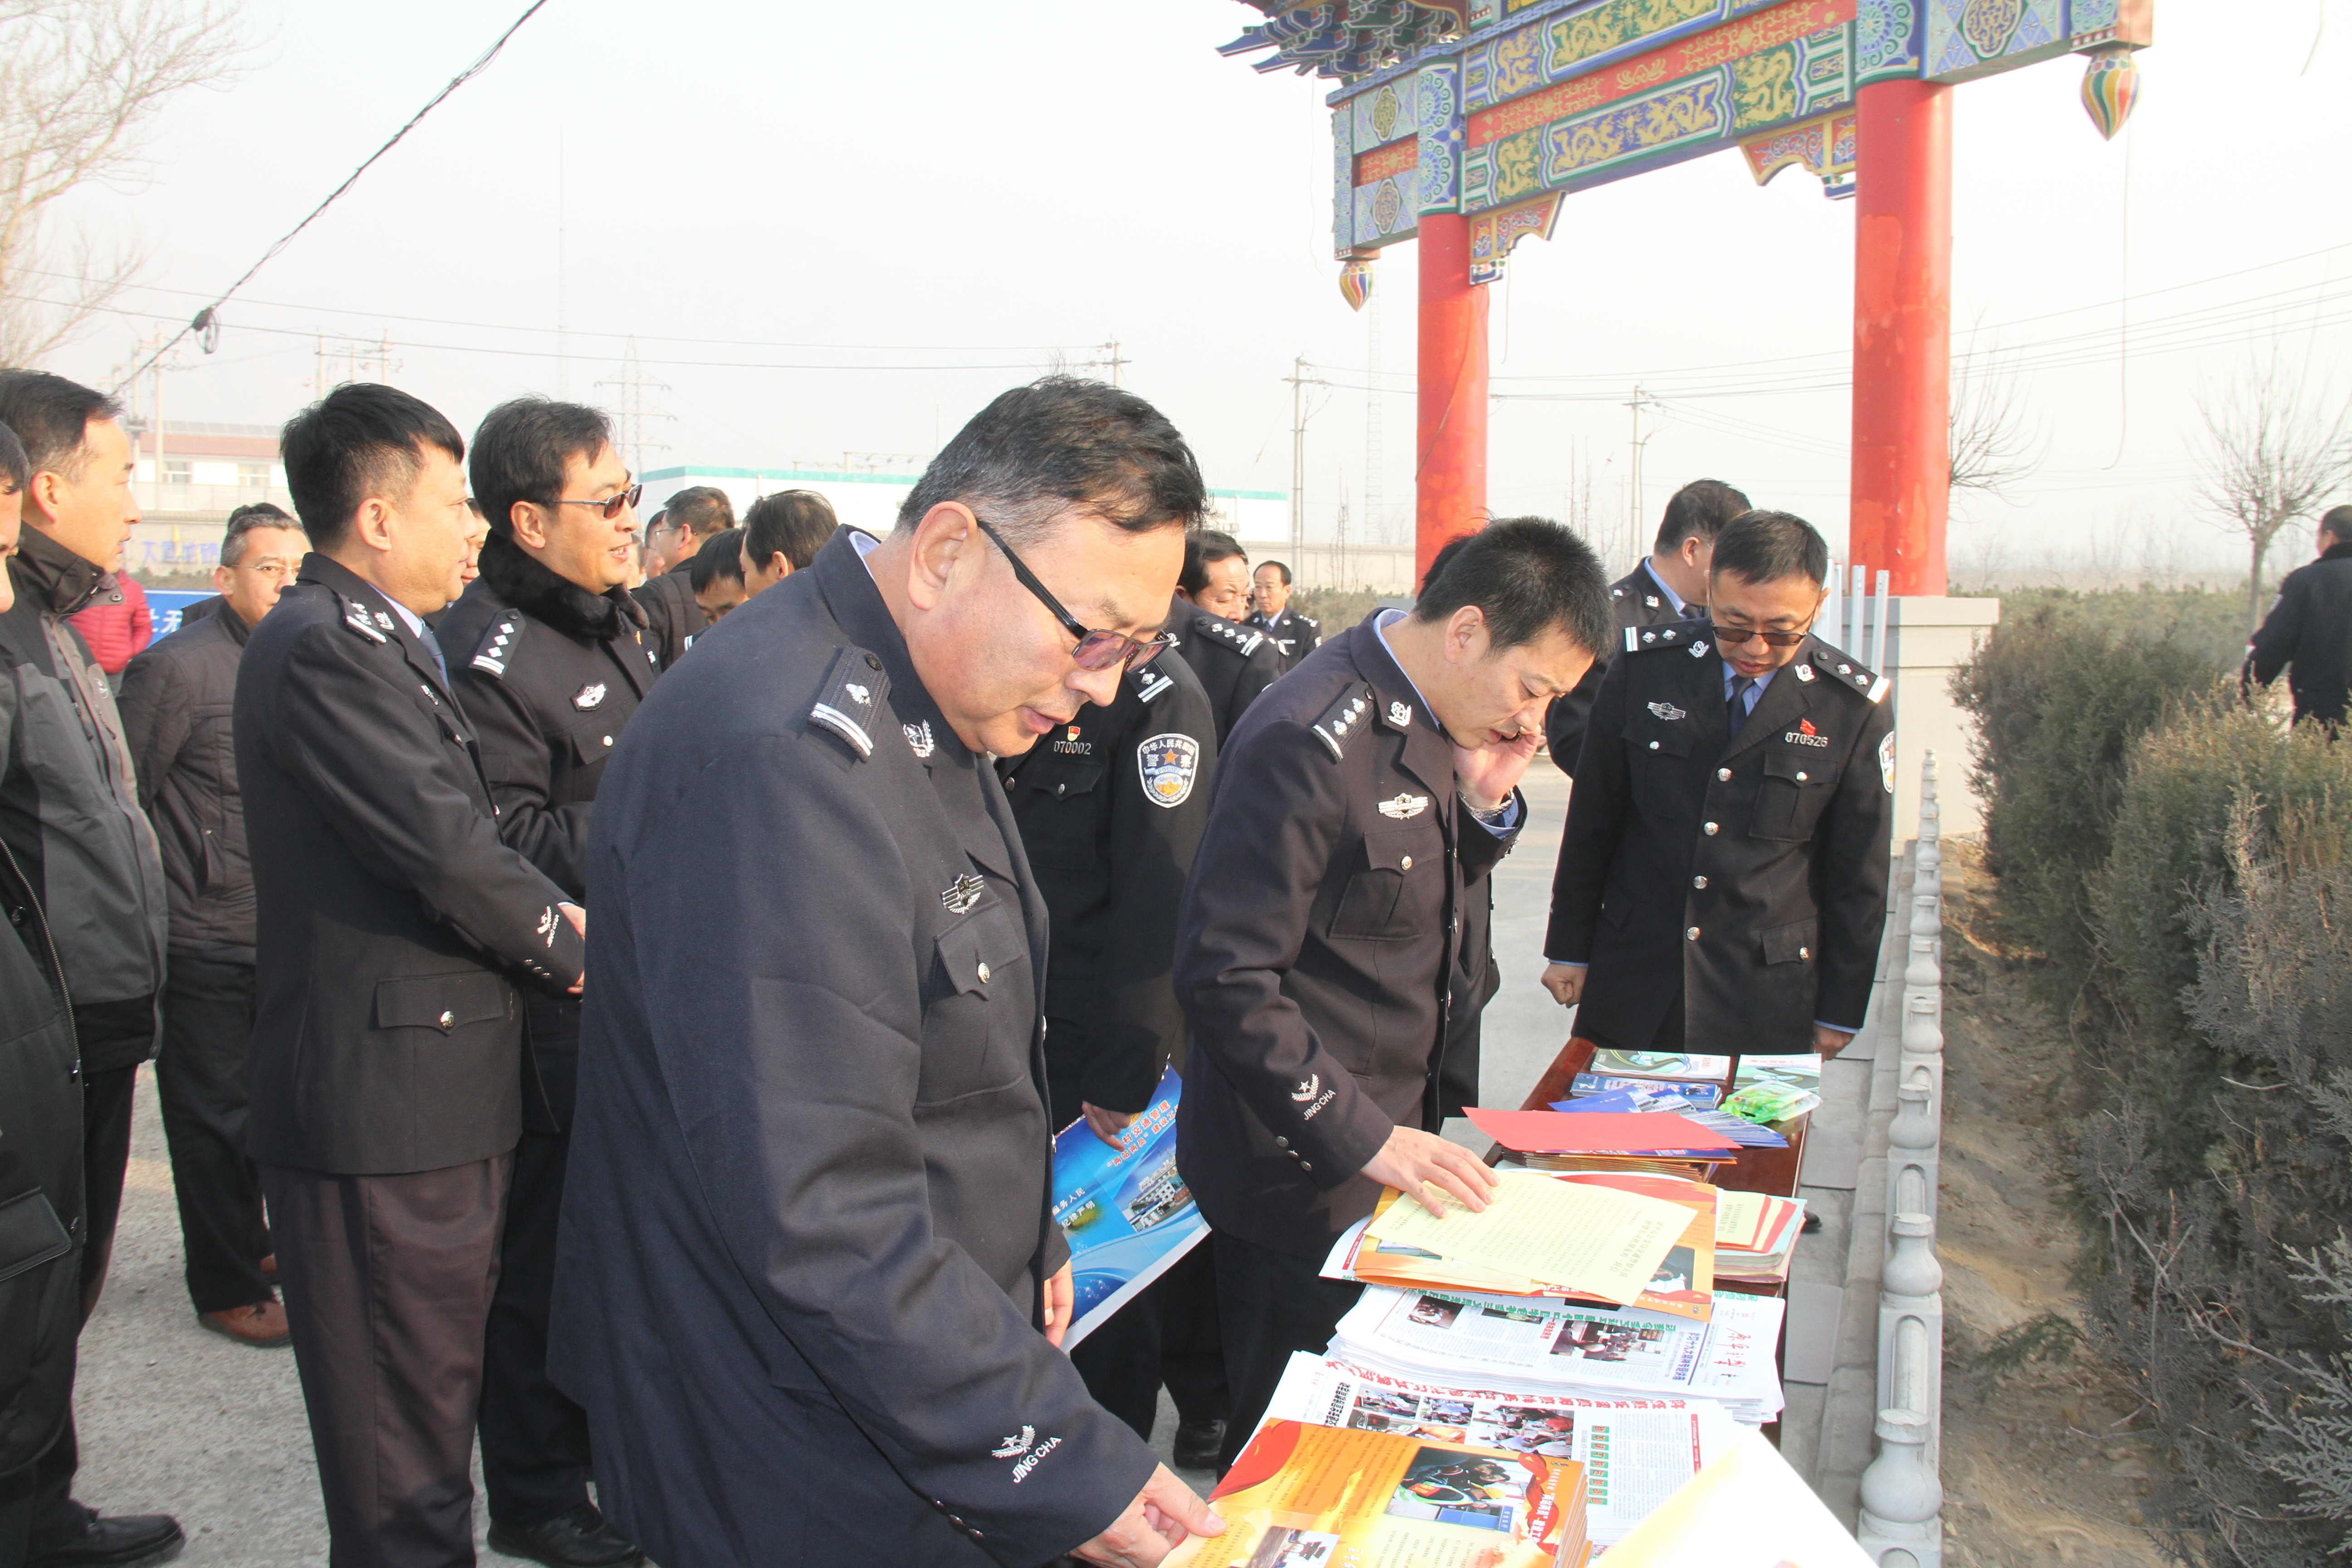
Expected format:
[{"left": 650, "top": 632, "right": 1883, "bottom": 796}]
[
  {"left": 1137, "top": 732, "right": 1201, "bottom": 808},
  {"left": 809, "top": 645, "right": 890, "bottom": 760}
]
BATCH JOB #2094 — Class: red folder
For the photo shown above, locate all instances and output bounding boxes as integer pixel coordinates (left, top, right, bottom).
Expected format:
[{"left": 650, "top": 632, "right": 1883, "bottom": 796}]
[{"left": 1465, "top": 1107, "right": 1742, "bottom": 1155}]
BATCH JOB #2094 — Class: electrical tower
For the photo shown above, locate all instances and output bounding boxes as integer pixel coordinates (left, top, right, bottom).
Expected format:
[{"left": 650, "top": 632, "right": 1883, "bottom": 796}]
[
  {"left": 595, "top": 337, "right": 674, "bottom": 477},
  {"left": 1364, "top": 288, "right": 1384, "bottom": 545},
  {"left": 310, "top": 333, "right": 400, "bottom": 397}
]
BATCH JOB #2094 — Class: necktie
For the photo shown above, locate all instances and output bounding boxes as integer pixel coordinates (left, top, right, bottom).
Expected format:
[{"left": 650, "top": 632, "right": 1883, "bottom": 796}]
[{"left": 1726, "top": 675, "right": 1756, "bottom": 738}]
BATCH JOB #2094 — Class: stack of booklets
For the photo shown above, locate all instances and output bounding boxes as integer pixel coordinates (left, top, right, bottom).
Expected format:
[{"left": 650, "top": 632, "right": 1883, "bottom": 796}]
[
  {"left": 1720, "top": 1053, "right": 1823, "bottom": 1126},
  {"left": 1586, "top": 1050, "right": 1732, "bottom": 1084},
  {"left": 1262, "top": 1352, "right": 1743, "bottom": 1553},
  {"left": 1163, "top": 1417, "right": 1593, "bottom": 1567},
  {"left": 1711, "top": 1192, "right": 1806, "bottom": 1288},
  {"left": 1467, "top": 1106, "right": 1742, "bottom": 1183},
  {"left": 1545, "top": 1092, "right": 1788, "bottom": 1152}
]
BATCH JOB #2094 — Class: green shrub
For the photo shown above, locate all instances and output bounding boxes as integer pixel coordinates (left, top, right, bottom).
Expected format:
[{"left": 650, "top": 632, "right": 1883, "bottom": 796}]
[{"left": 1987, "top": 585, "right": 2251, "bottom": 674}]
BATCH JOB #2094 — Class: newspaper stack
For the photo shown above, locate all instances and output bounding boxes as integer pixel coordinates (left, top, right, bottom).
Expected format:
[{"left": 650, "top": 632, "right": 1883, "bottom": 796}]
[
  {"left": 1713, "top": 1192, "right": 1805, "bottom": 1288},
  {"left": 1328, "top": 1282, "right": 1786, "bottom": 1429}
]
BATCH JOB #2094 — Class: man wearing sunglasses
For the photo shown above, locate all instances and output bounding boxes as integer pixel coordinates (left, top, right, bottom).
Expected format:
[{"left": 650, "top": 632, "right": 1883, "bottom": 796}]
[
  {"left": 1541, "top": 510, "right": 1894, "bottom": 1065},
  {"left": 435, "top": 397, "right": 659, "bottom": 1568},
  {"left": 551, "top": 378, "right": 1226, "bottom": 1568}
]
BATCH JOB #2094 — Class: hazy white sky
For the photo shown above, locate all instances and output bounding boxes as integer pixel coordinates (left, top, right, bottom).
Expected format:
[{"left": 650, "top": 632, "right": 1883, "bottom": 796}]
[{"left": 42, "top": 0, "right": 2352, "bottom": 582}]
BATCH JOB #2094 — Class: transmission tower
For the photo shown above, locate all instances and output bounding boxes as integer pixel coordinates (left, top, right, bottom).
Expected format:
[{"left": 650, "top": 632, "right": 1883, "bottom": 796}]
[{"left": 596, "top": 337, "right": 674, "bottom": 476}]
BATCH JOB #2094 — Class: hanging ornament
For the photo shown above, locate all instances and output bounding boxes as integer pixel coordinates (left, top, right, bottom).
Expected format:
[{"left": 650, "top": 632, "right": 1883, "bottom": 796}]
[
  {"left": 2079, "top": 44, "right": 2140, "bottom": 142},
  {"left": 1338, "top": 252, "right": 1376, "bottom": 312}
]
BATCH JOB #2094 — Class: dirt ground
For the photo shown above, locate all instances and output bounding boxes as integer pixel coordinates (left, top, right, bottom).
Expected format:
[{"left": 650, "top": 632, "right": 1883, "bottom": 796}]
[{"left": 1934, "top": 838, "right": 2170, "bottom": 1567}]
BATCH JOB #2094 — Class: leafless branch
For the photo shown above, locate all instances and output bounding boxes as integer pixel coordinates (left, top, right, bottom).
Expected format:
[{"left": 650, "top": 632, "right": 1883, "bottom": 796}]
[
  {"left": 2191, "top": 348, "right": 2352, "bottom": 631},
  {"left": 1949, "top": 342, "right": 2046, "bottom": 502}
]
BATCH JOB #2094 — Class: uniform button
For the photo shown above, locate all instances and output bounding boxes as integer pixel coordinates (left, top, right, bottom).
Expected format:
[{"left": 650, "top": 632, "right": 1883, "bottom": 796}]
[
  {"left": 1274, "top": 1137, "right": 1289, "bottom": 1148},
  {"left": 1800, "top": 946, "right": 1812, "bottom": 960},
  {"left": 1299, "top": 1161, "right": 1313, "bottom": 1173},
  {"left": 602, "top": 735, "right": 613, "bottom": 747},
  {"left": 1717, "top": 768, "right": 1732, "bottom": 781},
  {"left": 1795, "top": 770, "right": 1807, "bottom": 782},
  {"left": 1400, "top": 855, "right": 1413, "bottom": 871},
  {"left": 1692, "top": 875, "right": 1707, "bottom": 889},
  {"left": 1686, "top": 927, "right": 1700, "bottom": 941},
  {"left": 437, "top": 1009, "right": 455, "bottom": 1029},
  {"left": 1703, "top": 822, "right": 1719, "bottom": 835},
  {"left": 976, "top": 962, "right": 991, "bottom": 984},
  {"left": 1649, "top": 740, "right": 1661, "bottom": 751}
]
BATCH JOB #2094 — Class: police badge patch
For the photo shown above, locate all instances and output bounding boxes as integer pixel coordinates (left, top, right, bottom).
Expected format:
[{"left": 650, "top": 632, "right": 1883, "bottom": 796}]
[{"left": 1137, "top": 732, "right": 1200, "bottom": 809}]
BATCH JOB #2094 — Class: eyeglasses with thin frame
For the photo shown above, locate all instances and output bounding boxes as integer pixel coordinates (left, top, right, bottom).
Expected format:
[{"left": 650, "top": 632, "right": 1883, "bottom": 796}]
[
  {"left": 1712, "top": 619, "right": 1813, "bottom": 649},
  {"left": 972, "top": 515, "right": 1171, "bottom": 674},
  {"left": 554, "top": 481, "right": 644, "bottom": 520}
]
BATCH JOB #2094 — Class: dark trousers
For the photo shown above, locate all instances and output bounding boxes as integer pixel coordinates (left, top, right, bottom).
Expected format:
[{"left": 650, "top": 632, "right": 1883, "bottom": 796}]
[
  {"left": 155, "top": 956, "right": 272, "bottom": 1314},
  {"left": 262, "top": 1156, "right": 511, "bottom": 1568},
  {"left": 1, "top": 1461, "right": 36, "bottom": 1568},
  {"left": 27, "top": 1065, "right": 138, "bottom": 1531},
  {"left": 1069, "top": 1243, "right": 1228, "bottom": 1443},
  {"left": 1210, "top": 1229, "right": 1364, "bottom": 1470},
  {"left": 478, "top": 1127, "right": 592, "bottom": 1529}
]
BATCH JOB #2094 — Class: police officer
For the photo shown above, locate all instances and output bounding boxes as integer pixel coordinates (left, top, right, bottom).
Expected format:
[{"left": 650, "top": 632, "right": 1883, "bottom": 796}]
[
  {"left": 998, "top": 645, "right": 1227, "bottom": 1469},
  {"left": 550, "top": 378, "right": 1224, "bottom": 1568},
  {"left": 1171, "top": 529, "right": 1282, "bottom": 742},
  {"left": 632, "top": 484, "right": 731, "bottom": 668},
  {"left": 1175, "top": 517, "right": 1612, "bottom": 1469},
  {"left": 1245, "top": 559, "right": 1320, "bottom": 673},
  {"left": 237, "top": 384, "right": 587, "bottom": 1568},
  {"left": 2245, "top": 504, "right": 2352, "bottom": 730},
  {"left": 1542, "top": 510, "right": 1893, "bottom": 1061},
  {"left": 436, "top": 398, "right": 655, "bottom": 1568},
  {"left": 1544, "top": 479, "right": 1749, "bottom": 774}
]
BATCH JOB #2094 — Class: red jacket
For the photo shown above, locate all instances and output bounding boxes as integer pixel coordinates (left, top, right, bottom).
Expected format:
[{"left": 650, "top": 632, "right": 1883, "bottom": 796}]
[{"left": 66, "top": 572, "right": 153, "bottom": 674}]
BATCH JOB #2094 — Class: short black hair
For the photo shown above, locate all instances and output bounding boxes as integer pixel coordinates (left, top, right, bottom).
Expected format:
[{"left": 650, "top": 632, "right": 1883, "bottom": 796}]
[
  {"left": 1710, "top": 510, "right": 1829, "bottom": 588},
  {"left": 0, "top": 423, "right": 29, "bottom": 493},
  {"left": 689, "top": 527, "right": 745, "bottom": 593},
  {"left": 1181, "top": 530, "right": 1248, "bottom": 595},
  {"left": 2323, "top": 505, "right": 2352, "bottom": 545},
  {"left": 280, "top": 383, "right": 465, "bottom": 551},
  {"left": 1256, "top": 559, "right": 1293, "bottom": 587},
  {"left": 897, "top": 376, "right": 1206, "bottom": 546},
  {"left": 1412, "top": 516, "right": 1611, "bottom": 655},
  {"left": 470, "top": 397, "right": 613, "bottom": 538},
  {"left": 1653, "top": 479, "right": 1752, "bottom": 557},
  {"left": 664, "top": 485, "right": 734, "bottom": 539},
  {"left": 743, "top": 490, "right": 838, "bottom": 573},
  {"left": 0, "top": 370, "right": 121, "bottom": 482},
  {"left": 220, "top": 502, "right": 303, "bottom": 567}
]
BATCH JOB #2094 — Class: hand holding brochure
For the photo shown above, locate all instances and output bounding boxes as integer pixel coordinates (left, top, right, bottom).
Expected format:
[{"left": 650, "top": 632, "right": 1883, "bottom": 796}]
[
  {"left": 1049, "top": 1065, "right": 1207, "bottom": 1348},
  {"left": 1363, "top": 1170, "right": 1692, "bottom": 1306}
]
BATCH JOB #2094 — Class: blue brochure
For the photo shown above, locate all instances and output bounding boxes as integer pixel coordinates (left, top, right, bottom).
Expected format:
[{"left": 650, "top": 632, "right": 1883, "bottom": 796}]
[{"left": 1049, "top": 1064, "right": 1209, "bottom": 1349}]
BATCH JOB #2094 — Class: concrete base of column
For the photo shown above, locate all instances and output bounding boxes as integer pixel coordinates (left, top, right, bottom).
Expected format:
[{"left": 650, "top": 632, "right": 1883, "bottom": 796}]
[{"left": 1884, "top": 597, "right": 2002, "bottom": 838}]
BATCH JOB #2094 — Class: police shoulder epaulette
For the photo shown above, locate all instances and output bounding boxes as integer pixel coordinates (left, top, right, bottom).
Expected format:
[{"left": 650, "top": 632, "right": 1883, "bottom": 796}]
[
  {"left": 1309, "top": 681, "right": 1376, "bottom": 762},
  {"left": 470, "top": 611, "right": 523, "bottom": 678},
  {"left": 1622, "top": 622, "right": 1700, "bottom": 654},
  {"left": 809, "top": 645, "right": 890, "bottom": 760},
  {"left": 1133, "top": 663, "right": 1175, "bottom": 705},
  {"left": 1196, "top": 611, "right": 1265, "bottom": 657},
  {"left": 339, "top": 593, "right": 392, "bottom": 644},
  {"left": 1808, "top": 641, "right": 1890, "bottom": 703},
  {"left": 1299, "top": 614, "right": 1318, "bottom": 629}
]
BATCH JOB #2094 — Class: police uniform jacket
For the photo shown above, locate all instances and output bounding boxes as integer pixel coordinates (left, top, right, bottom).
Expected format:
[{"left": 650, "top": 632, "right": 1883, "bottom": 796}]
[
  {"left": 1170, "top": 594, "right": 1283, "bottom": 743},
  {"left": 235, "top": 554, "right": 586, "bottom": 1176},
  {"left": 1544, "top": 561, "right": 1697, "bottom": 774},
  {"left": 1545, "top": 624, "right": 1894, "bottom": 1054},
  {"left": 998, "top": 652, "right": 1217, "bottom": 1115},
  {"left": 631, "top": 560, "right": 704, "bottom": 672},
  {"left": 548, "top": 529, "right": 1155, "bottom": 1568},
  {"left": 437, "top": 532, "right": 660, "bottom": 1128},
  {"left": 1174, "top": 614, "right": 1521, "bottom": 1259},
  {"left": 2246, "top": 541, "right": 2352, "bottom": 728},
  {"left": 1246, "top": 606, "right": 1321, "bottom": 673}
]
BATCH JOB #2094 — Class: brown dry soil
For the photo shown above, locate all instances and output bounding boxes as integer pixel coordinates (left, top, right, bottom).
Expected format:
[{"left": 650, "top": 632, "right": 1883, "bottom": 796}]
[{"left": 1935, "top": 838, "right": 2170, "bottom": 1568}]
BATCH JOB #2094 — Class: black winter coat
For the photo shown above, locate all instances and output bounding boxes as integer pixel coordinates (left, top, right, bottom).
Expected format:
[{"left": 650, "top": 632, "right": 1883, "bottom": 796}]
[
  {"left": 120, "top": 603, "right": 255, "bottom": 959},
  {"left": 2247, "top": 542, "right": 2352, "bottom": 728}
]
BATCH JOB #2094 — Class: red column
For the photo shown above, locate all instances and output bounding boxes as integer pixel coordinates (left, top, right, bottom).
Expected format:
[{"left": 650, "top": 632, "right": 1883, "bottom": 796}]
[
  {"left": 1416, "top": 212, "right": 1489, "bottom": 585},
  {"left": 1850, "top": 78, "right": 1952, "bottom": 597}
]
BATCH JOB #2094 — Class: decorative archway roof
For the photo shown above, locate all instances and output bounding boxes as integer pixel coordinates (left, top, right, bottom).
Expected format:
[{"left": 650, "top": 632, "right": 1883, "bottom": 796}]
[{"left": 1219, "top": 2, "right": 1471, "bottom": 83}]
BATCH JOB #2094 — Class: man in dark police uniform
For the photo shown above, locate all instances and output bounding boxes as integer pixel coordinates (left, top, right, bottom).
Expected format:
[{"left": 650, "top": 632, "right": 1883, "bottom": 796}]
[
  {"left": 1542, "top": 510, "right": 1894, "bottom": 1060},
  {"left": 1245, "top": 559, "right": 1319, "bottom": 673},
  {"left": 236, "top": 384, "right": 587, "bottom": 1568},
  {"left": 436, "top": 398, "right": 657, "bottom": 1568},
  {"left": 1174, "top": 517, "right": 1613, "bottom": 1466},
  {"left": 551, "top": 378, "right": 1224, "bottom": 1568},
  {"left": 1170, "top": 530, "right": 1282, "bottom": 742}
]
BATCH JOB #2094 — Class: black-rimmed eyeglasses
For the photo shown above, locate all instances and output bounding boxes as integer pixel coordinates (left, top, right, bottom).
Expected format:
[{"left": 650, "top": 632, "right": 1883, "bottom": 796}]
[
  {"left": 974, "top": 516, "right": 1171, "bottom": 673},
  {"left": 554, "top": 482, "right": 644, "bottom": 520},
  {"left": 1711, "top": 623, "right": 1812, "bottom": 648}
]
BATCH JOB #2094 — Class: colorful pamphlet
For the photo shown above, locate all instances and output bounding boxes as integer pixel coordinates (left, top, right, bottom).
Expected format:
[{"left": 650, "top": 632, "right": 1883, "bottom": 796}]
[
  {"left": 1049, "top": 1065, "right": 1207, "bottom": 1349},
  {"left": 1588, "top": 1051, "right": 1733, "bottom": 1083},
  {"left": 1729, "top": 1053, "right": 1822, "bottom": 1093},
  {"left": 1594, "top": 1428, "right": 1874, "bottom": 1566},
  {"left": 1362, "top": 1170, "right": 1693, "bottom": 1307},
  {"left": 1569, "top": 1074, "right": 1724, "bottom": 1111}
]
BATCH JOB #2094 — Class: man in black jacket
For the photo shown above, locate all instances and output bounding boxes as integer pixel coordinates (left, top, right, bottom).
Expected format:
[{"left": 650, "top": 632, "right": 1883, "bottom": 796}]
[
  {"left": 1245, "top": 559, "right": 1319, "bottom": 672},
  {"left": 1171, "top": 531, "right": 1281, "bottom": 743},
  {"left": 1174, "top": 517, "right": 1611, "bottom": 1467},
  {"left": 2246, "top": 505, "right": 2352, "bottom": 730},
  {"left": 237, "top": 384, "right": 587, "bottom": 1568},
  {"left": 998, "top": 648, "right": 1227, "bottom": 1467},
  {"left": 550, "top": 378, "right": 1224, "bottom": 1568},
  {"left": 119, "top": 503, "right": 309, "bottom": 1350},
  {"left": 0, "top": 373, "right": 180, "bottom": 1568},
  {"left": 1542, "top": 510, "right": 1893, "bottom": 1062},
  {"left": 632, "top": 485, "right": 730, "bottom": 669},
  {"left": 437, "top": 399, "right": 654, "bottom": 1568}
]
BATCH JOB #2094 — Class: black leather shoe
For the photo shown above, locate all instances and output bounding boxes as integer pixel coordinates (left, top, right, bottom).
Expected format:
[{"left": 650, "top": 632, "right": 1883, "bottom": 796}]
[
  {"left": 1172, "top": 1417, "right": 1226, "bottom": 1470},
  {"left": 487, "top": 1504, "right": 644, "bottom": 1567},
  {"left": 27, "top": 1507, "right": 185, "bottom": 1568}
]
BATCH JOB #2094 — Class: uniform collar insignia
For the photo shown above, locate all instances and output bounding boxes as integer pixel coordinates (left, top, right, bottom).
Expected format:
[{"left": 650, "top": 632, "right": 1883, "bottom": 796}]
[
  {"left": 1387, "top": 700, "right": 1411, "bottom": 727},
  {"left": 374, "top": 611, "right": 395, "bottom": 630},
  {"left": 1645, "top": 595, "right": 1660, "bottom": 608},
  {"left": 573, "top": 682, "right": 607, "bottom": 710},
  {"left": 1794, "top": 663, "right": 1815, "bottom": 682},
  {"left": 1377, "top": 792, "right": 1430, "bottom": 818},
  {"left": 904, "top": 720, "right": 935, "bottom": 758},
  {"left": 941, "top": 872, "right": 985, "bottom": 915}
]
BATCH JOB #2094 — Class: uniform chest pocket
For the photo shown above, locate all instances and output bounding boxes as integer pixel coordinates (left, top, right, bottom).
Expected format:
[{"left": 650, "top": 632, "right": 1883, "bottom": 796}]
[
  {"left": 1751, "top": 750, "right": 1842, "bottom": 841},
  {"left": 566, "top": 720, "right": 621, "bottom": 768},
  {"left": 373, "top": 971, "right": 512, "bottom": 1035},
  {"left": 1018, "top": 755, "right": 1105, "bottom": 803},
  {"left": 1627, "top": 716, "right": 1696, "bottom": 761},
  {"left": 1328, "top": 824, "right": 1445, "bottom": 943},
  {"left": 920, "top": 900, "right": 1035, "bottom": 1105}
]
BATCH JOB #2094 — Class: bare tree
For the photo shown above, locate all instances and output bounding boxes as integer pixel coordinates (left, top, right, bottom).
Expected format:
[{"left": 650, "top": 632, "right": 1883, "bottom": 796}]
[
  {"left": 0, "top": 0, "right": 250, "bottom": 367},
  {"left": 2192, "top": 351, "right": 2352, "bottom": 630},
  {"left": 1948, "top": 343, "right": 2044, "bottom": 502}
]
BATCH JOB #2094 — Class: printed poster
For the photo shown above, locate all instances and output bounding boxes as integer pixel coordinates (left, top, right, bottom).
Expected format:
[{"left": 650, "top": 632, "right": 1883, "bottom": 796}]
[{"left": 1051, "top": 1064, "right": 1208, "bottom": 1349}]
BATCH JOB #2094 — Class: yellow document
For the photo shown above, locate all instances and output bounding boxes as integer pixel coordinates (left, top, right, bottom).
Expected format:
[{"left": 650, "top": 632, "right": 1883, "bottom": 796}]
[
  {"left": 1362, "top": 1170, "right": 1691, "bottom": 1306},
  {"left": 1714, "top": 1191, "right": 1768, "bottom": 1249}
]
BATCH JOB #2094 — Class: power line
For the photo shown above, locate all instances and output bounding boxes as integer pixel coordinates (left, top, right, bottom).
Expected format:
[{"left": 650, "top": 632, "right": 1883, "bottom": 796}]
[{"left": 107, "top": 0, "right": 554, "bottom": 396}]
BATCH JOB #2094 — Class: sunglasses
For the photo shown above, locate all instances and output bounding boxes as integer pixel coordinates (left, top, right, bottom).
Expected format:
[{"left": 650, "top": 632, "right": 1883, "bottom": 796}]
[
  {"left": 973, "top": 515, "right": 1171, "bottom": 674},
  {"left": 554, "top": 481, "right": 644, "bottom": 520},
  {"left": 1711, "top": 622, "right": 1812, "bottom": 649}
]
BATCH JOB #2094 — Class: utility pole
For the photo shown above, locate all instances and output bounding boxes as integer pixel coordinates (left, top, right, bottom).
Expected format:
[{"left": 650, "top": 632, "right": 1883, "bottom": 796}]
[
  {"left": 1364, "top": 288, "right": 1385, "bottom": 544},
  {"left": 1624, "top": 384, "right": 1663, "bottom": 568},
  {"left": 1284, "top": 355, "right": 1326, "bottom": 574},
  {"left": 594, "top": 336, "right": 674, "bottom": 477},
  {"left": 1098, "top": 338, "right": 1127, "bottom": 387}
]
